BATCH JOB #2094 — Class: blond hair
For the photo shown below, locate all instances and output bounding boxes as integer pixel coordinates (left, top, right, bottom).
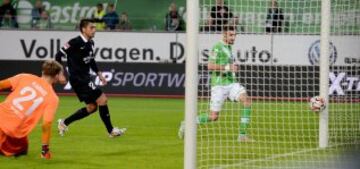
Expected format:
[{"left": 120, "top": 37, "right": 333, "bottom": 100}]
[{"left": 42, "top": 60, "right": 63, "bottom": 77}]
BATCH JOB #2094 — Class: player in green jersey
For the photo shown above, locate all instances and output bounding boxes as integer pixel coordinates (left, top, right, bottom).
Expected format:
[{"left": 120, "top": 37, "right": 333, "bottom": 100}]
[{"left": 179, "top": 25, "right": 253, "bottom": 142}]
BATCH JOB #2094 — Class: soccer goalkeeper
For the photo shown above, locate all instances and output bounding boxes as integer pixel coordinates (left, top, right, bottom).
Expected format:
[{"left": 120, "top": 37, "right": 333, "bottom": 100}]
[
  {"left": 179, "top": 25, "right": 253, "bottom": 142},
  {"left": 0, "top": 60, "right": 64, "bottom": 158}
]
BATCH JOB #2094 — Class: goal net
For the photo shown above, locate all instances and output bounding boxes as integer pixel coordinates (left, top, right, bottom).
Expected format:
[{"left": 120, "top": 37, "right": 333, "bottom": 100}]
[{"left": 196, "top": 0, "right": 360, "bottom": 168}]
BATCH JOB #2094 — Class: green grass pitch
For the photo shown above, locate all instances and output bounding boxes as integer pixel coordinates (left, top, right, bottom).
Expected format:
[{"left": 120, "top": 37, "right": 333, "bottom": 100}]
[{"left": 0, "top": 96, "right": 359, "bottom": 169}]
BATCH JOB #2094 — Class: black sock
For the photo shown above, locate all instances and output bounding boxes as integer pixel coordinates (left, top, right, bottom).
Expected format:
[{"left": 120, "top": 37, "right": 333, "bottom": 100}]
[
  {"left": 64, "top": 108, "right": 90, "bottom": 126},
  {"left": 99, "top": 105, "right": 114, "bottom": 133}
]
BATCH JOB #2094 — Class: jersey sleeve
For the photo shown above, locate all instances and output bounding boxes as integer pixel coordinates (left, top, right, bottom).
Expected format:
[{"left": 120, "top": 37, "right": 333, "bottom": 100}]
[
  {"left": 55, "top": 39, "right": 78, "bottom": 63},
  {"left": 7, "top": 74, "right": 24, "bottom": 91},
  {"left": 42, "top": 96, "right": 59, "bottom": 124},
  {"left": 62, "top": 39, "right": 79, "bottom": 56},
  {"left": 89, "top": 40, "right": 99, "bottom": 73},
  {"left": 90, "top": 59, "right": 99, "bottom": 73}
]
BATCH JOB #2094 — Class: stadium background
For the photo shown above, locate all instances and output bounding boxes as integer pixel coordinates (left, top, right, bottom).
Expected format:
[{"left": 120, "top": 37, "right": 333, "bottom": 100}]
[{"left": 12, "top": 0, "right": 360, "bottom": 32}]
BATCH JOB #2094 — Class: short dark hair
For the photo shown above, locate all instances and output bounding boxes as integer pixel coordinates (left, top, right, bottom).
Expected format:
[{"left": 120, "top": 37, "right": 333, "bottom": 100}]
[
  {"left": 223, "top": 25, "right": 236, "bottom": 33},
  {"left": 108, "top": 3, "right": 114, "bottom": 8},
  {"left": 79, "top": 18, "right": 94, "bottom": 32},
  {"left": 42, "top": 60, "right": 62, "bottom": 77},
  {"left": 97, "top": 3, "right": 103, "bottom": 8}
]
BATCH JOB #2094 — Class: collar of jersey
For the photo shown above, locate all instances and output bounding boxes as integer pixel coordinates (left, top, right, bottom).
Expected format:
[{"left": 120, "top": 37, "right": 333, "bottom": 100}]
[{"left": 80, "top": 33, "right": 88, "bottom": 43}]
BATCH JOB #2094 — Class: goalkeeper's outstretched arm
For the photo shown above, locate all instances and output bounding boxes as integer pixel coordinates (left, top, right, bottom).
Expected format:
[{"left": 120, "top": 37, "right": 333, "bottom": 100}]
[{"left": 0, "top": 79, "right": 12, "bottom": 91}]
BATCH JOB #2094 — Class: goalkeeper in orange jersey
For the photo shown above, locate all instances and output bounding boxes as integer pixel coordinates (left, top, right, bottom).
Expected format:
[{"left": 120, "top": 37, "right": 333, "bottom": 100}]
[{"left": 0, "top": 60, "right": 65, "bottom": 159}]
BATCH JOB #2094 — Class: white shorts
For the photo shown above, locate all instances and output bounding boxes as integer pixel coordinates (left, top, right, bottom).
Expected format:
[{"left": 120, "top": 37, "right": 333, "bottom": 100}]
[{"left": 210, "top": 83, "right": 247, "bottom": 112}]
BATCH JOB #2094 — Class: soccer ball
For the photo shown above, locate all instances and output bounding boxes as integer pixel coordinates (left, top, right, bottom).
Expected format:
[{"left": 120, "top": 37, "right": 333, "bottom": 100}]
[{"left": 309, "top": 96, "right": 326, "bottom": 112}]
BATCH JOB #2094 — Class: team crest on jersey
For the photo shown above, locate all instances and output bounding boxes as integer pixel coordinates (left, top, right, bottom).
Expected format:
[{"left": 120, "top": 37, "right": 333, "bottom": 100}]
[{"left": 63, "top": 43, "right": 70, "bottom": 50}]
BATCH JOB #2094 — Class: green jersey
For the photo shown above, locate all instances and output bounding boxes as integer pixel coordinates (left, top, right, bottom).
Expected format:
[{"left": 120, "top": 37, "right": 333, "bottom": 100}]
[{"left": 208, "top": 40, "right": 237, "bottom": 86}]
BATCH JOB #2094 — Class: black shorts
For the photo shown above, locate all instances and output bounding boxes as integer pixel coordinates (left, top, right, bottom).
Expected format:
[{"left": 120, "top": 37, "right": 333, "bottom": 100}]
[{"left": 70, "top": 80, "right": 103, "bottom": 104}]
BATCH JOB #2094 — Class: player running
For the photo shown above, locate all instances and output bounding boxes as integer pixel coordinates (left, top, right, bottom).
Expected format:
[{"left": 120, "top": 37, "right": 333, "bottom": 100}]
[
  {"left": 0, "top": 60, "right": 63, "bottom": 159},
  {"left": 178, "top": 25, "right": 253, "bottom": 142},
  {"left": 55, "top": 19, "right": 126, "bottom": 138}
]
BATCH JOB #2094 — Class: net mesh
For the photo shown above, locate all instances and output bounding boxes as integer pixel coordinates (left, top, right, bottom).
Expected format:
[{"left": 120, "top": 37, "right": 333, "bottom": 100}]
[{"left": 197, "top": 0, "right": 360, "bottom": 169}]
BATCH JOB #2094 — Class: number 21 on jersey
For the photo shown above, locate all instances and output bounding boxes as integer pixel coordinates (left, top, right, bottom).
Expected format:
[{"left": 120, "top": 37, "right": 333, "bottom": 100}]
[{"left": 12, "top": 86, "right": 44, "bottom": 117}]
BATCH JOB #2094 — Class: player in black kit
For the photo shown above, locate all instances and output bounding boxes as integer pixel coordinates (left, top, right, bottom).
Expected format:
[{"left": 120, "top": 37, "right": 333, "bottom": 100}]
[{"left": 55, "top": 19, "right": 126, "bottom": 138}]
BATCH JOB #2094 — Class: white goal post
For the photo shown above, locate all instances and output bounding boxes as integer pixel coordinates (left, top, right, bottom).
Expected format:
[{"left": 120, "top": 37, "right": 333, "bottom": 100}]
[
  {"left": 319, "top": 0, "right": 330, "bottom": 149},
  {"left": 184, "top": 0, "right": 199, "bottom": 169}
]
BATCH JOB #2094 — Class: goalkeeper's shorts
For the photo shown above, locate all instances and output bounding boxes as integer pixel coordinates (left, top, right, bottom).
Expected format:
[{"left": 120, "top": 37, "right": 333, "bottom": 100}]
[
  {"left": 210, "top": 83, "right": 247, "bottom": 112},
  {"left": 0, "top": 129, "right": 28, "bottom": 157}
]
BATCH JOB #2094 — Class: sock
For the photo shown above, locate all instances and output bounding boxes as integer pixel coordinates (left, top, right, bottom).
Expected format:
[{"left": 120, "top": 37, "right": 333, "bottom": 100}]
[
  {"left": 99, "top": 105, "right": 114, "bottom": 133},
  {"left": 197, "top": 113, "right": 209, "bottom": 125},
  {"left": 64, "top": 108, "right": 90, "bottom": 126},
  {"left": 240, "top": 107, "right": 251, "bottom": 136}
]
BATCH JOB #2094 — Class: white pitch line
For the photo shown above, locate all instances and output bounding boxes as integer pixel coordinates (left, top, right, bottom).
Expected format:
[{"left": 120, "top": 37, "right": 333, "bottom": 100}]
[{"left": 211, "top": 143, "right": 346, "bottom": 169}]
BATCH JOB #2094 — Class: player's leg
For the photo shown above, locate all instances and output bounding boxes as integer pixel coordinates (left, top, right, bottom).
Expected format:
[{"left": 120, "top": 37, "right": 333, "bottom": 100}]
[
  {"left": 63, "top": 103, "right": 98, "bottom": 126},
  {"left": 0, "top": 129, "right": 6, "bottom": 156},
  {"left": 178, "top": 110, "right": 220, "bottom": 139},
  {"left": 0, "top": 130, "right": 28, "bottom": 157},
  {"left": 238, "top": 93, "right": 252, "bottom": 141},
  {"left": 196, "top": 111, "right": 219, "bottom": 125},
  {"left": 96, "top": 93, "right": 113, "bottom": 133},
  {"left": 228, "top": 83, "right": 253, "bottom": 141},
  {"left": 58, "top": 103, "right": 97, "bottom": 136},
  {"left": 58, "top": 81, "right": 99, "bottom": 136},
  {"left": 198, "top": 85, "right": 226, "bottom": 124},
  {"left": 96, "top": 93, "right": 126, "bottom": 137},
  {"left": 178, "top": 86, "right": 226, "bottom": 139}
]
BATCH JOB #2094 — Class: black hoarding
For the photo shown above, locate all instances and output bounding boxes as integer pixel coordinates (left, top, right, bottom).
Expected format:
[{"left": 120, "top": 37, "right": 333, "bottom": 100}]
[
  {"left": 0, "top": 61, "right": 185, "bottom": 96},
  {"left": 0, "top": 61, "right": 358, "bottom": 100}
]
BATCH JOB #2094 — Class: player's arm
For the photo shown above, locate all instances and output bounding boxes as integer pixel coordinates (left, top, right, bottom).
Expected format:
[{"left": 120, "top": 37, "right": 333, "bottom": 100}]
[
  {"left": 41, "top": 99, "right": 59, "bottom": 159},
  {"left": 90, "top": 59, "right": 107, "bottom": 85},
  {"left": 0, "top": 74, "right": 23, "bottom": 91},
  {"left": 55, "top": 40, "right": 77, "bottom": 84},
  {"left": 208, "top": 62, "right": 237, "bottom": 72},
  {"left": 0, "top": 79, "right": 11, "bottom": 91},
  {"left": 41, "top": 121, "right": 52, "bottom": 159},
  {"left": 55, "top": 43, "right": 70, "bottom": 65},
  {"left": 89, "top": 41, "right": 107, "bottom": 85},
  {"left": 207, "top": 48, "right": 238, "bottom": 72}
]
